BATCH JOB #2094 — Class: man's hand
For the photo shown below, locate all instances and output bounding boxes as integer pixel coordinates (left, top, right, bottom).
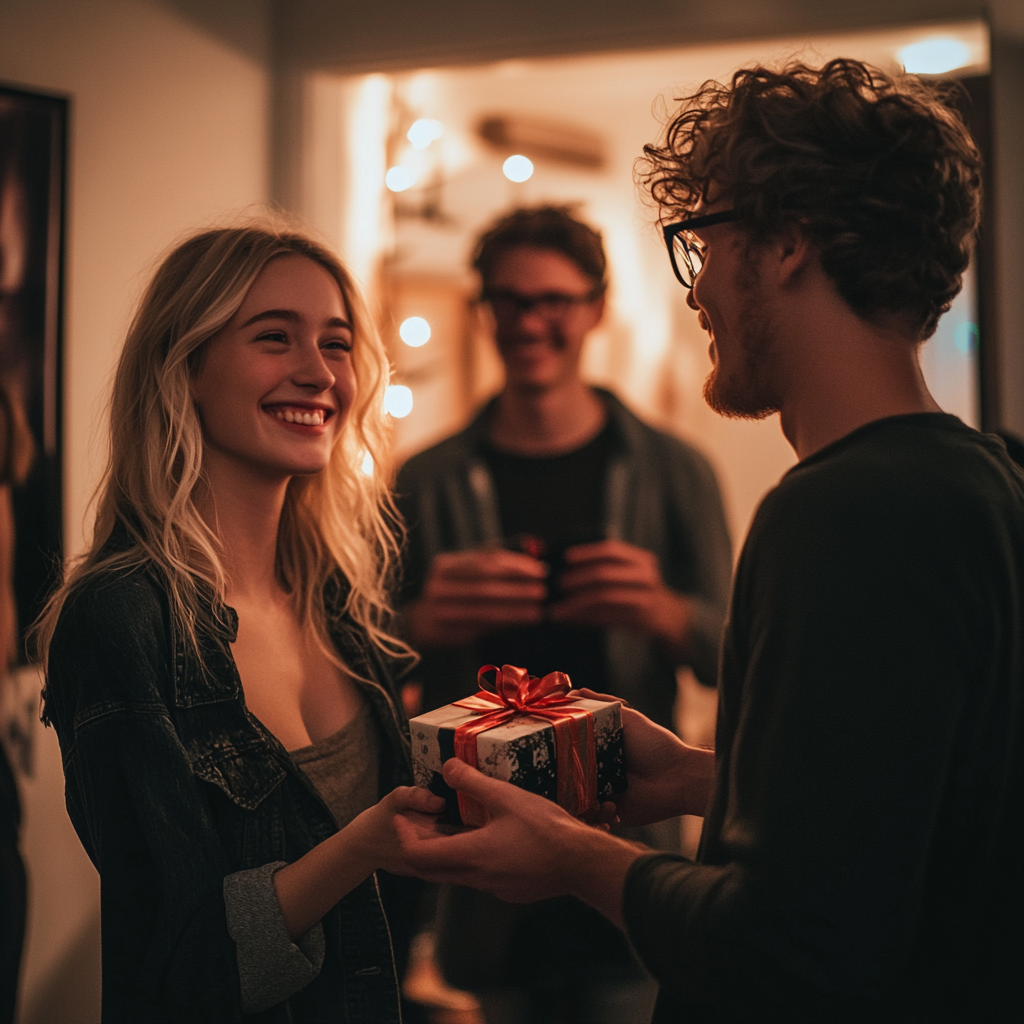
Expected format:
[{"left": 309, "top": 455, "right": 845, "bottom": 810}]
[
  {"left": 549, "top": 540, "right": 694, "bottom": 660},
  {"left": 404, "top": 549, "right": 547, "bottom": 649},
  {"left": 574, "top": 688, "right": 715, "bottom": 823},
  {"left": 395, "top": 759, "right": 645, "bottom": 927}
]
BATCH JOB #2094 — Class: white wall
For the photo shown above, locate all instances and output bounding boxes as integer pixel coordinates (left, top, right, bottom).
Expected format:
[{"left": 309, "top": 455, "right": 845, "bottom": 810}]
[
  {"left": 0, "top": 1, "right": 270, "bottom": 1018},
  {"left": 0, "top": 0, "right": 270, "bottom": 560}
]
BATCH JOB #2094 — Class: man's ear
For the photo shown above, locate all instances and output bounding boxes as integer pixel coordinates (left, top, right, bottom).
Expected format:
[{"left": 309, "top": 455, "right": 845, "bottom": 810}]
[
  {"left": 584, "top": 293, "right": 606, "bottom": 331},
  {"left": 774, "top": 223, "right": 815, "bottom": 288}
]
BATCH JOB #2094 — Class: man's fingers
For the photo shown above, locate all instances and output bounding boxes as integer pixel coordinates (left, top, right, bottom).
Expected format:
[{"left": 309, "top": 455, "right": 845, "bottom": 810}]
[
  {"left": 558, "top": 563, "right": 657, "bottom": 592},
  {"left": 441, "top": 757, "right": 503, "bottom": 799},
  {"left": 571, "top": 687, "right": 625, "bottom": 704},
  {"left": 427, "top": 576, "right": 547, "bottom": 602},
  {"left": 435, "top": 549, "right": 549, "bottom": 580},
  {"left": 563, "top": 538, "right": 651, "bottom": 565}
]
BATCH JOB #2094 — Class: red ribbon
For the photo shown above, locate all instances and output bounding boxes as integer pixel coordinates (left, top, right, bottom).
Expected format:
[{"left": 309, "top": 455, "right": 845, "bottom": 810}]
[{"left": 450, "top": 664, "right": 598, "bottom": 825}]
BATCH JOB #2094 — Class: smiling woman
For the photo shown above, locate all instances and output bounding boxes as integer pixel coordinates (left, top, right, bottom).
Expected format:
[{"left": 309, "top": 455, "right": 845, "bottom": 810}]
[{"left": 28, "top": 220, "right": 444, "bottom": 1023}]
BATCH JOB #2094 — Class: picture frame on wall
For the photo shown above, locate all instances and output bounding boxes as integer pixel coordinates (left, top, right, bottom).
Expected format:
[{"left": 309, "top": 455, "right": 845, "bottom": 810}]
[{"left": 0, "top": 83, "right": 66, "bottom": 664}]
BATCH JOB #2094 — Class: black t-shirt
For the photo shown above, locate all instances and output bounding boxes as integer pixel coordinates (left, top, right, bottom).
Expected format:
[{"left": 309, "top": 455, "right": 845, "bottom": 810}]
[
  {"left": 478, "top": 420, "right": 615, "bottom": 689},
  {"left": 623, "top": 414, "right": 1024, "bottom": 1022}
]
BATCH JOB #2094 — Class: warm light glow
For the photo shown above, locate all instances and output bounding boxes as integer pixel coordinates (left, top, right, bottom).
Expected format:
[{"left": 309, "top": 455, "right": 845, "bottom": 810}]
[
  {"left": 384, "top": 385, "right": 414, "bottom": 418},
  {"left": 360, "top": 450, "right": 375, "bottom": 476},
  {"left": 899, "top": 37, "right": 971, "bottom": 75},
  {"left": 502, "top": 154, "right": 534, "bottom": 182},
  {"left": 408, "top": 118, "right": 444, "bottom": 149},
  {"left": 399, "top": 316, "right": 431, "bottom": 347},
  {"left": 385, "top": 166, "right": 415, "bottom": 192}
]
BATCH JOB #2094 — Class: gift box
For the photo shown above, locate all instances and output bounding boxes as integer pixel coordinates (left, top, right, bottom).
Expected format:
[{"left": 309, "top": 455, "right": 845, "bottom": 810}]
[{"left": 410, "top": 664, "right": 627, "bottom": 826}]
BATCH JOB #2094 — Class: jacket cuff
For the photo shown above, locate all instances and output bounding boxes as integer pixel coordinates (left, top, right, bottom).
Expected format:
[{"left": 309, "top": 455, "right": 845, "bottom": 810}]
[{"left": 223, "top": 862, "right": 325, "bottom": 1013}]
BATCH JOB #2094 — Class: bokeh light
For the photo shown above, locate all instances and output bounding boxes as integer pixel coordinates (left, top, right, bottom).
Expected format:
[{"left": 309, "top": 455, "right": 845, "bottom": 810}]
[
  {"left": 502, "top": 154, "right": 534, "bottom": 182},
  {"left": 898, "top": 37, "right": 971, "bottom": 75},
  {"left": 399, "top": 316, "right": 431, "bottom": 347},
  {"left": 384, "top": 385, "right": 414, "bottom": 418},
  {"left": 385, "top": 166, "right": 415, "bottom": 192},
  {"left": 408, "top": 118, "right": 444, "bottom": 149}
]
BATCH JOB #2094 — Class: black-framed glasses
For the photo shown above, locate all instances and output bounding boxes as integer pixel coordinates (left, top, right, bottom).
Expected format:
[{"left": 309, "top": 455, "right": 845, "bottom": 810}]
[
  {"left": 662, "top": 210, "right": 739, "bottom": 288},
  {"left": 480, "top": 286, "right": 604, "bottom": 324}
]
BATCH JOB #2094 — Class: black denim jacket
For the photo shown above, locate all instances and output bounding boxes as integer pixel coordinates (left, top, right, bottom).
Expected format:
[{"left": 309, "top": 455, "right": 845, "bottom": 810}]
[{"left": 44, "top": 560, "right": 413, "bottom": 1023}]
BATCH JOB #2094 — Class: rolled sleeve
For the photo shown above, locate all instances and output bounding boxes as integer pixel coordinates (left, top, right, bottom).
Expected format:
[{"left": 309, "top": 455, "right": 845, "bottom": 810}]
[{"left": 223, "top": 862, "right": 325, "bottom": 1014}]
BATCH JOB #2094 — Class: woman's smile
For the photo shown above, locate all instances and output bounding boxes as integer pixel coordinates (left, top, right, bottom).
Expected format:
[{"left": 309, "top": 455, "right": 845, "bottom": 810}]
[{"left": 264, "top": 403, "right": 332, "bottom": 427}]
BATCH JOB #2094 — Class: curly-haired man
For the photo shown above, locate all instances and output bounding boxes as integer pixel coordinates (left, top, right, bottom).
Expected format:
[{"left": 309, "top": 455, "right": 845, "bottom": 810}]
[{"left": 401, "top": 60, "right": 1024, "bottom": 1022}]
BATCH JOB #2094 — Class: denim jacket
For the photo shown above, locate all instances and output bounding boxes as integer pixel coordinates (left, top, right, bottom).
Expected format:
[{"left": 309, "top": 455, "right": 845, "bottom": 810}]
[{"left": 43, "top": 558, "right": 413, "bottom": 1023}]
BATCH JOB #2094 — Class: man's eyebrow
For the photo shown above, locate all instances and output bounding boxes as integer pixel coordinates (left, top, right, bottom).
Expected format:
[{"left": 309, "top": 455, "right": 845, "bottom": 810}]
[{"left": 240, "top": 309, "right": 352, "bottom": 330}]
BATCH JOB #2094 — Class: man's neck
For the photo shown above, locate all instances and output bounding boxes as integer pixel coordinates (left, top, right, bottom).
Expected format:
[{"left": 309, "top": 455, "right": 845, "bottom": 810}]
[
  {"left": 779, "top": 296, "right": 943, "bottom": 461},
  {"left": 488, "top": 378, "right": 607, "bottom": 456}
]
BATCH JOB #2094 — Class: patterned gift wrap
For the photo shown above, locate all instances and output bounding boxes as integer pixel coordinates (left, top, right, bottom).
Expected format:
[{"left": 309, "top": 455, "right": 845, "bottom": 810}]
[{"left": 410, "top": 668, "right": 626, "bottom": 826}]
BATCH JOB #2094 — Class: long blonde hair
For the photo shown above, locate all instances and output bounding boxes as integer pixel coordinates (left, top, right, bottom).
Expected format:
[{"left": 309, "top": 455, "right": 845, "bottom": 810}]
[{"left": 34, "top": 218, "right": 406, "bottom": 674}]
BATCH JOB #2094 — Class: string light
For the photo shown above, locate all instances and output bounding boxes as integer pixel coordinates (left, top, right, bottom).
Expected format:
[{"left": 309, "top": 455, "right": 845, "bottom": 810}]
[
  {"left": 385, "top": 166, "right": 415, "bottom": 192},
  {"left": 502, "top": 154, "right": 534, "bottom": 182},
  {"left": 399, "top": 316, "right": 431, "bottom": 347},
  {"left": 384, "top": 385, "right": 413, "bottom": 418},
  {"left": 408, "top": 118, "right": 444, "bottom": 149}
]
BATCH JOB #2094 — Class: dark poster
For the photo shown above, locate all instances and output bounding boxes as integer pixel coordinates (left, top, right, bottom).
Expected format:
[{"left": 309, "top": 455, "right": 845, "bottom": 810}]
[{"left": 0, "top": 84, "right": 66, "bottom": 660}]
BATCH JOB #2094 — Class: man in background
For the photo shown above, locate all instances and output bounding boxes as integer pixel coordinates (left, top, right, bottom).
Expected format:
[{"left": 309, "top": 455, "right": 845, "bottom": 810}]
[
  {"left": 400, "top": 61, "right": 1024, "bottom": 1023},
  {"left": 396, "top": 205, "right": 732, "bottom": 1023}
]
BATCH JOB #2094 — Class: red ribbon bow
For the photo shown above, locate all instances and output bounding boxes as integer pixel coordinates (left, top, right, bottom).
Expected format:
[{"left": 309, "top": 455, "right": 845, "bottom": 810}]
[{"left": 450, "top": 664, "right": 598, "bottom": 825}]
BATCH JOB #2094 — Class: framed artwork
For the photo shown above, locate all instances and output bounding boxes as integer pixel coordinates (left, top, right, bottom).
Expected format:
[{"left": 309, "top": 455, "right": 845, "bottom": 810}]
[{"left": 0, "top": 83, "right": 67, "bottom": 661}]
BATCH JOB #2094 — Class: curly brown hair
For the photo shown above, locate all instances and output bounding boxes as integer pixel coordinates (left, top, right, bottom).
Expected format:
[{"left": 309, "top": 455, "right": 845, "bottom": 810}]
[{"left": 638, "top": 58, "right": 983, "bottom": 340}]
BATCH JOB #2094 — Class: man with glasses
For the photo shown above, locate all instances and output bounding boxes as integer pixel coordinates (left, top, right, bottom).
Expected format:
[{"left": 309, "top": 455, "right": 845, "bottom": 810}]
[
  {"left": 400, "top": 62, "right": 1024, "bottom": 1023},
  {"left": 396, "top": 204, "right": 731, "bottom": 1023}
]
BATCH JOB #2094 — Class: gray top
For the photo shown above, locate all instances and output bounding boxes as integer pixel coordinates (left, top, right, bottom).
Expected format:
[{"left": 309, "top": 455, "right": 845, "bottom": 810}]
[{"left": 289, "top": 701, "right": 382, "bottom": 831}]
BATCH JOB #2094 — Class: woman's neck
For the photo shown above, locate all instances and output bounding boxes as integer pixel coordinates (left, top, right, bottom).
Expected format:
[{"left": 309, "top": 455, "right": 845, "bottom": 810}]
[{"left": 195, "top": 454, "right": 290, "bottom": 602}]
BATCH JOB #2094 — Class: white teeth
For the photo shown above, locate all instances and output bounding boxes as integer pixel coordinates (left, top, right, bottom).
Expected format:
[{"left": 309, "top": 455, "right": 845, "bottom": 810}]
[{"left": 271, "top": 408, "right": 324, "bottom": 425}]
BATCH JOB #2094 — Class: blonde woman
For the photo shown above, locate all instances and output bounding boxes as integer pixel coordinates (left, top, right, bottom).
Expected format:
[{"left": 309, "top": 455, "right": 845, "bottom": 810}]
[{"left": 34, "top": 223, "right": 443, "bottom": 1022}]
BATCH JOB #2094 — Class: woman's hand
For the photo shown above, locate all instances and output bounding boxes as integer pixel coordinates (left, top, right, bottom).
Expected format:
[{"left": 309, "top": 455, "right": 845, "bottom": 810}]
[
  {"left": 274, "top": 786, "right": 444, "bottom": 940},
  {"left": 346, "top": 786, "right": 447, "bottom": 877}
]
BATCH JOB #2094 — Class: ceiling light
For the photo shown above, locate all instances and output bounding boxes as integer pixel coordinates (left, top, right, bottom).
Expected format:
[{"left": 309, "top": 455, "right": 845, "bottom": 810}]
[
  {"left": 503, "top": 154, "right": 534, "bottom": 182},
  {"left": 385, "top": 166, "right": 415, "bottom": 192},
  {"left": 384, "top": 385, "right": 413, "bottom": 418},
  {"left": 399, "top": 316, "right": 431, "bottom": 347},
  {"left": 408, "top": 118, "right": 444, "bottom": 149},
  {"left": 899, "top": 37, "right": 971, "bottom": 75}
]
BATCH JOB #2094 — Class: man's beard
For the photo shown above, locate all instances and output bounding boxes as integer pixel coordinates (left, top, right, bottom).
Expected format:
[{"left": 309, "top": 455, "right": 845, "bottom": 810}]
[{"left": 701, "top": 269, "right": 781, "bottom": 420}]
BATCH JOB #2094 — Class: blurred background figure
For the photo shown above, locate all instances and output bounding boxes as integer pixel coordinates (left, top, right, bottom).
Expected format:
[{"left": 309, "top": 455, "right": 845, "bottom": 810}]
[
  {"left": 396, "top": 205, "right": 732, "bottom": 1024},
  {"left": 0, "top": 381, "right": 34, "bottom": 1024}
]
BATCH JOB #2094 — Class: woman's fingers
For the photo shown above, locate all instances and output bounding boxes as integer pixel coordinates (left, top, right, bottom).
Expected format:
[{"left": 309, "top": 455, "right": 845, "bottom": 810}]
[{"left": 391, "top": 785, "right": 445, "bottom": 814}]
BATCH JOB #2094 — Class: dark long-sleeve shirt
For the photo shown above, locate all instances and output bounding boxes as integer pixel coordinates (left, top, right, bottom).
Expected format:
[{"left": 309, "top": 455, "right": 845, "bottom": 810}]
[{"left": 624, "top": 414, "right": 1024, "bottom": 1022}]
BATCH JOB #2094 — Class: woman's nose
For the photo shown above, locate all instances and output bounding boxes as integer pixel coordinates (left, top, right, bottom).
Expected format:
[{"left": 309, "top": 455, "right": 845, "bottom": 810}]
[
  {"left": 293, "top": 344, "right": 336, "bottom": 390},
  {"left": 686, "top": 288, "right": 699, "bottom": 311}
]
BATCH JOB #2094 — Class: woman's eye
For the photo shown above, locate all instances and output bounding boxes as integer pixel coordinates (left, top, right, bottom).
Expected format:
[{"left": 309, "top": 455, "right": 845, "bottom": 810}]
[
  {"left": 258, "top": 330, "right": 289, "bottom": 344},
  {"left": 323, "top": 337, "right": 353, "bottom": 352}
]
